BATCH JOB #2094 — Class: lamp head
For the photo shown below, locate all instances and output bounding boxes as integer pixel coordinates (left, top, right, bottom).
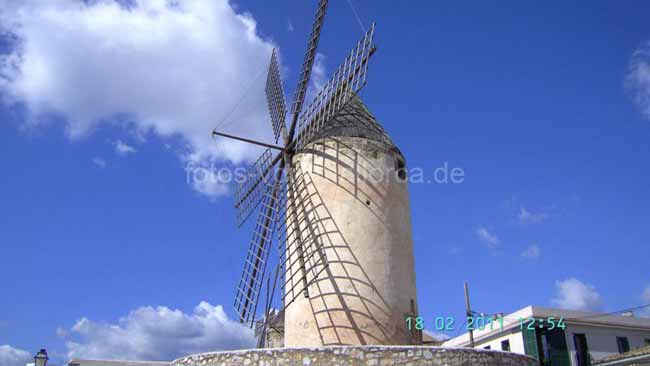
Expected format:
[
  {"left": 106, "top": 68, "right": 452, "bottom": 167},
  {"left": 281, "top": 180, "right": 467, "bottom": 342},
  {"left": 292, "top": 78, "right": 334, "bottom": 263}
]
[{"left": 34, "top": 349, "right": 48, "bottom": 366}]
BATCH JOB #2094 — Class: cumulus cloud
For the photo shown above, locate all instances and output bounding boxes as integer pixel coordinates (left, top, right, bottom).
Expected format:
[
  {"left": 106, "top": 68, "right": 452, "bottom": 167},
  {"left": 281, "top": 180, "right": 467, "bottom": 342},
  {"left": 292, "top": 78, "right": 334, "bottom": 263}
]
[
  {"left": 92, "top": 157, "right": 107, "bottom": 168},
  {"left": 521, "top": 244, "right": 541, "bottom": 259},
  {"left": 626, "top": 41, "right": 650, "bottom": 120},
  {"left": 476, "top": 226, "right": 499, "bottom": 249},
  {"left": 184, "top": 162, "right": 230, "bottom": 200},
  {"left": 0, "top": 0, "right": 276, "bottom": 198},
  {"left": 518, "top": 206, "right": 548, "bottom": 224},
  {"left": 639, "top": 286, "right": 650, "bottom": 317},
  {"left": 551, "top": 278, "right": 603, "bottom": 312},
  {"left": 423, "top": 329, "right": 450, "bottom": 342},
  {"left": 0, "top": 345, "right": 31, "bottom": 366},
  {"left": 311, "top": 53, "right": 327, "bottom": 95},
  {"left": 114, "top": 140, "right": 137, "bottom": 156},
  {"left": 56, "top": 326, "right": 69, "bottom": 338},
  {"left": 61, "top": 302, "right": 255, "bottom": 361}
]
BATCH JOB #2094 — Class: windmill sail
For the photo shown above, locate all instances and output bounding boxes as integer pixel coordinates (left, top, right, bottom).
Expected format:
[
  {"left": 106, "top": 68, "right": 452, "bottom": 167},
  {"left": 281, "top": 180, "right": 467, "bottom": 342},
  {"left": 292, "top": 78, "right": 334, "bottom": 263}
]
[
  {"left": 295, "top": 23, "right": 376, "bottom": 150},
  {"left": 266, "top": 49, "right": 287, "bottom": 143},
  {"left": 234, "top": 179, "right": 282, "bottom": 327},
  {"left": 290, "top": 0, "right": 329, "bottom": 116},
  {"left": 275, "top": 163, "right": 329, "bottom": 309},
  {"left": 234, "top": 149, "right": 281, "bottom": 227}
]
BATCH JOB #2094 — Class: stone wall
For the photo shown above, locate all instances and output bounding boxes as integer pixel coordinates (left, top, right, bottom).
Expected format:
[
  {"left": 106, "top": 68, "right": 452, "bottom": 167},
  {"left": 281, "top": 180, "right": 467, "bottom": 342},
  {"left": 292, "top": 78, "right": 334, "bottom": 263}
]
[{"left": 173, "top": 346, "right": 537, "bottom": 366}]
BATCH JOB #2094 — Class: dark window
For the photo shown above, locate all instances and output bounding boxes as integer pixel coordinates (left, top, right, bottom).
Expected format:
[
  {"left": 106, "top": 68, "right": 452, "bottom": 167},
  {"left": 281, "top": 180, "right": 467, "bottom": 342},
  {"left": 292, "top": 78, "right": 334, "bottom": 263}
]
[
  {"left": 617, "top": 337, "right": 630, "bottom": 354},
  {"left": 645, "top": 339, "right": 650, "bottom": 347},
  {"left": 545, "top": 328, "right": 571, "bottom": 366},
  {"left": 484, "top": 346, "right": 491, "bottom": 350},
  {"left": 395, "top": 158, "right": 406, "bottom": 180},
  {"left": 573, "top": 333, "right": 591, "bottom": 366},
  {"left": 522, "top": 327, "right": 539, "bottom": 359},
  {"left": 501, "top": 339, "right": 511, "bottom": 351}
]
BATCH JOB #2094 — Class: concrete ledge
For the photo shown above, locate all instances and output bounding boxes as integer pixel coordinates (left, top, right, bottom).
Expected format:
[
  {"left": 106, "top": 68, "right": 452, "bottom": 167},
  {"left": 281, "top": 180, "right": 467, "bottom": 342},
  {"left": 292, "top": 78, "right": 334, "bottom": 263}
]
[
  {"left": 69, "top": 360, "right": 170, "bottom": 366},
  {"left": 172, "top": 346, "right": 537, "bottom": 366}
]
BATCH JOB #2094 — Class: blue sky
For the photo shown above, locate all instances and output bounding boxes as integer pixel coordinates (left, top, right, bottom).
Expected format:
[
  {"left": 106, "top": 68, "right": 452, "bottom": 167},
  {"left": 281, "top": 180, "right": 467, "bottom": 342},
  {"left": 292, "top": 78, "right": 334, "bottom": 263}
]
[{"left": 1, "top": 0, "right": 650, "bottom": 364}]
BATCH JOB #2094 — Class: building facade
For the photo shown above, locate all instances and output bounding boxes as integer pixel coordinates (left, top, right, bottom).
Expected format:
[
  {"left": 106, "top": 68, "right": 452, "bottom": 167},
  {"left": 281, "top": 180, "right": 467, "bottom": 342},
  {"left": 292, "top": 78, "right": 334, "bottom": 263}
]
[{"left": 444, "top": 306, "right": 650, "bottom": 366}]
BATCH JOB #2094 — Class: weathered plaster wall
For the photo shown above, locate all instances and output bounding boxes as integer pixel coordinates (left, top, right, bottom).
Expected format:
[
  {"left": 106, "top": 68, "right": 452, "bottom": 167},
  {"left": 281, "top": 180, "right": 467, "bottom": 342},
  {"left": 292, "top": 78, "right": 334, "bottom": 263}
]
[
  {"left": 283, "top": 136, "right": 418, "bottom": 347},
  {"left": 172, "top": 346, "right": 538, "bottom": 366}
]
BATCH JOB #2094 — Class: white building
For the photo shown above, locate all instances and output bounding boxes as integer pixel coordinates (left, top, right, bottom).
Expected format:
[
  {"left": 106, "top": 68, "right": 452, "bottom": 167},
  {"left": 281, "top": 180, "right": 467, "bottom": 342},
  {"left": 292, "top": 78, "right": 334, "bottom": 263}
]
[{"left": 443, "top": 306, "right": 650, "bottom": 366}]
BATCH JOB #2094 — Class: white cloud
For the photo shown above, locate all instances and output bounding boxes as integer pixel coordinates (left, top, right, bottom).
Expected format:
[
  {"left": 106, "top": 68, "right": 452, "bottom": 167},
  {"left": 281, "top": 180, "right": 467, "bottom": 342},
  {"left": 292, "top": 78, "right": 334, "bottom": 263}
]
[
  {"left": 476, "top": 226, "right": 499, "bottom": 249},
  {"left": 56, "top": 326, "right": 69, "bottom": 338},
  {"left": 639, "top": 286, "right": 650, "bottom": 317},
  {"left": 423, "top": 329, "right": 450, "bottom": 342},
  {"left": 551, "top": 278, "right": 603, "bottom": 312},
  {"left": 183, "top": 162, "right": 231, "bottom": 201},
  {"left": 187, "top": 173, "right": 229, "bottom": 200},
  {"left": 626, "top": 41, "right": 650, "bottom": 120},
  {"left": 0, "top": 345, "right": 31, "bottom": 366},
  {"left": 643, "top": 285, "right": 650, "bottom": 303},
  {"left": 61, "top": 302, "right": 255, "bottom": 361},
  {"left": 92, "top": 157, "right": 107, "bottom": 168},
  {"left": 295, "top": 51, "right": 328, "bottom": 126},
  {"left": 0, "top": 0, "right": 276, "bottom": 199},
  {"left": 518, "top": 206, "right": 548, "bottom": 224},
  {"left": 311, "top": 53, "right": 327, "bottom": 94},
  {"left": 521, "top": 244, "right": 541, "bottom": 259},
  {"left": 114, "top": 140, "right": 137, "bottom": 156}
]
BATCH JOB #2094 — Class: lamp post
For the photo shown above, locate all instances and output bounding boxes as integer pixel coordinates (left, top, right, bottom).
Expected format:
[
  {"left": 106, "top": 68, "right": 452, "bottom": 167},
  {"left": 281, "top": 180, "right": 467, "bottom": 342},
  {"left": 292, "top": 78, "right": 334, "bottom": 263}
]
[{"left": 34, "top": 349, "right": 48, "bottom": 366}]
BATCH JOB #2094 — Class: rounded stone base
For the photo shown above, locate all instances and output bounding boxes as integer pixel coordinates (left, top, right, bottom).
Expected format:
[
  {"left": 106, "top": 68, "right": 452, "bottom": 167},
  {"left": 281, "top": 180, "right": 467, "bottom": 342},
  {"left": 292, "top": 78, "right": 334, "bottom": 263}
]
[{"left": 173, "top": 346, "right": 537, "bottom": 366}]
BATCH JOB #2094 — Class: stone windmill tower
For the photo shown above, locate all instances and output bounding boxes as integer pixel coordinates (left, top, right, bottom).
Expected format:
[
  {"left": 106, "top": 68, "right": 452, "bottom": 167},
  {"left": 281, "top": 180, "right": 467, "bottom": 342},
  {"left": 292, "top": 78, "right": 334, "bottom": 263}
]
[{"left": 212, "top": 0, "right": 420, "bottom": 348}]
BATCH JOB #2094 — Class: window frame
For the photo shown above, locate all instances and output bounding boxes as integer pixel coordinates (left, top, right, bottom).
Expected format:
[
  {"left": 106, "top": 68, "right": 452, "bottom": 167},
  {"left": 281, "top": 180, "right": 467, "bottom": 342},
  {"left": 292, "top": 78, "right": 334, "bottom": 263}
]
[
  {"left": 501, "top": 339, "right": 511, "bottom": 352},
  {"left": 616, "top": 336, "right": 630, "bottom": 354}
]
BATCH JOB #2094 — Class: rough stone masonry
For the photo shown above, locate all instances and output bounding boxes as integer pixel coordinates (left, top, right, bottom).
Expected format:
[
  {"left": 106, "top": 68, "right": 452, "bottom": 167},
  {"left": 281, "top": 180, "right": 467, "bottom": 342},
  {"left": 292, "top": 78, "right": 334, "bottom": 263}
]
[{"left": 172, "top": 346, "right": 538, "bottom": 366}]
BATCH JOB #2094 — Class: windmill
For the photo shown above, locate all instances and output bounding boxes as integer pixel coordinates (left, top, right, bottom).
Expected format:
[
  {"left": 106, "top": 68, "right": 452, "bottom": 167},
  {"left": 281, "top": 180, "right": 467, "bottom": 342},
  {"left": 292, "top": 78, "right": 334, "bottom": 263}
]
[{"left": 212, "top": 0, "right": 419, "bottom": 348}]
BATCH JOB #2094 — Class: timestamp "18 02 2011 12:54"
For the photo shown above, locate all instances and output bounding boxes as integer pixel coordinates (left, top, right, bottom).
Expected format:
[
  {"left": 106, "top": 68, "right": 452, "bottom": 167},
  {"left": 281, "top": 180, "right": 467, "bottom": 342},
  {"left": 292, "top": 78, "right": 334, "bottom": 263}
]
[{"left": 405, "top": 315, "right": 567, "bottom": 332}]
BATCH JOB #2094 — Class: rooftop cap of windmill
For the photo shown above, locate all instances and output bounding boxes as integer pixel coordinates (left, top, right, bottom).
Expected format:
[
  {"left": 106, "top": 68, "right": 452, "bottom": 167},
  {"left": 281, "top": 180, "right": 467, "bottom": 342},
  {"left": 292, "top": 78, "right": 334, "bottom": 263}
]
[{"left": 213, "top": 1, "right": 422, "bottom": 347}]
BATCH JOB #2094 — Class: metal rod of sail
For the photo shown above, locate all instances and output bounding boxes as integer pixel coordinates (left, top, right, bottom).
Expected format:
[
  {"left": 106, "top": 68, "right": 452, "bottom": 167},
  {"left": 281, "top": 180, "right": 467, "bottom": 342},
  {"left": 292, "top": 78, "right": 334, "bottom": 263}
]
[
  {"left": 277, "top": 164, "right": 330, "bottom": 310},
  {"left": 239, "top": 162, "right": 285, "bottom": 325},
  {"left": 287, "top": 0, "right": 329, "bottom": 144},
  {"left": 235, "top": 152, "right": 284, "bottom": 212},
  {"left": 286, "top": 163, "right": 310, "bottom": 298},
  {"left": 212, "top": 130, "right": 284, "bottom": 151}
]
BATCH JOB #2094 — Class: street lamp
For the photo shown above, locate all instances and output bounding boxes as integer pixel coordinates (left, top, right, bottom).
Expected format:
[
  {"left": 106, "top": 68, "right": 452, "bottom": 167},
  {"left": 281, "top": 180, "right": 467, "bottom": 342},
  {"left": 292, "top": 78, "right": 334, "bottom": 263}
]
[{"left": 34, "top": 349, "right": 48, "bottom": 366}]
